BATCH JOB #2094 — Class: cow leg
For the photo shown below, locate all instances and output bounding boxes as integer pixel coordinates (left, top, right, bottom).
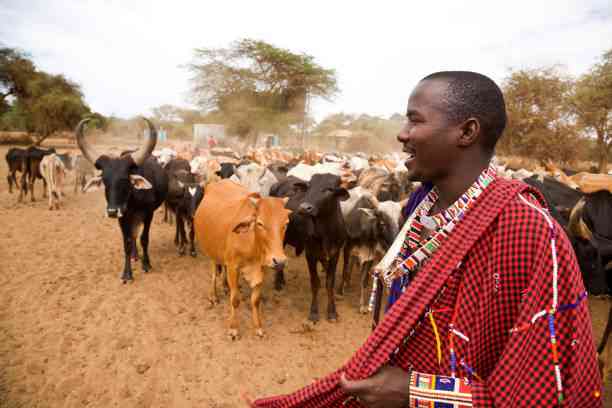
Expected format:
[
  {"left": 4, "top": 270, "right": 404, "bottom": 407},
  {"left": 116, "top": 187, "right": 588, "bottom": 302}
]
[
  {"left": 177, "top": 213, "right": 187, "bottom": 256},
  {"left": 29, "top": 175, "right": 35, "bottom": 202},
  {"left": 359, "top": 260, "right": 374, "bottom": 314},
  {"left": 325, "top": 252, "right": 340, "bottom": 322},
  {"left": 140, "top": 212, "right": 154, "bottom": 272},
  {"left": 119, "top": 219, "right": 134, "bottom": 282},
  {"left": 221, "top": 265, "right": 229, "bottom": 295},
  {"left": 227, "top": 264, "right": 241, "bottom": 340},
  {"left": 189, "top": 220, "right": 197, "bottom": 257},
  {"left": 209, "top": 260, "right": 219, "bottom": 305},
  {"left": 48, "top": 182, "right": 53, "bottom": 210},
  {"left": 18, "top": 173, "right": 26, "bottom": 202},
  {"left": 42, "top": 177, "right": 47, "bottom": 198},
  {"left": 339, "top": 242, "right": 355, "bottom": 297},
  {"left": 7, "top": 173, "right": 13, "bottom": 194},
  {"left": 305, "top": 250, "right": 320, "bottom": 322}
]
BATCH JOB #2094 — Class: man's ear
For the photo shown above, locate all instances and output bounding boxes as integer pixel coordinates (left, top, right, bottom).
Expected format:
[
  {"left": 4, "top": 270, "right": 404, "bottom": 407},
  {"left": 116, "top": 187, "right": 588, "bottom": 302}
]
[
  {"left": 232, "top": 215, "right": 256, "bottom": 233},
  {"left": 457, "top": 118, "right": 480, "bottom": 148},
  {"left": 129, "top": 175, "right": 153, "bottom": 190},
  {"left": 83, "top": 176, "right": 103, "bottom": 192}
]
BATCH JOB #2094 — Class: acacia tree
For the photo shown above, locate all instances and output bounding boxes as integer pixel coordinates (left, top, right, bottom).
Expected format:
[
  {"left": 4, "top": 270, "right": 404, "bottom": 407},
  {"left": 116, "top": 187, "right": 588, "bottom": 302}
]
[
  {"left": 0, "top": 46, "right": 93, "bottom": 143},
  {"left": 0, "top": 47, "right": 36, "bottom": 105},
  {"left": 572, "top": 49, "right": 612, "bottom": 172},
  {"left": 500, "top": 67, "right": 583, "bottom": 164},
  {"left": 188, "top": 39, "right": 338, "bottom": 140}
]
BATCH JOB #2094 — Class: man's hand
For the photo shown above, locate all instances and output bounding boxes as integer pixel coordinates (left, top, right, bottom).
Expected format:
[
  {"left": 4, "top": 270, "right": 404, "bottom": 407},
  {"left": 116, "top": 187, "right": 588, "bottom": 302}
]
[{"left": 339, "top": 366, "right": 410, "bottom": 408}]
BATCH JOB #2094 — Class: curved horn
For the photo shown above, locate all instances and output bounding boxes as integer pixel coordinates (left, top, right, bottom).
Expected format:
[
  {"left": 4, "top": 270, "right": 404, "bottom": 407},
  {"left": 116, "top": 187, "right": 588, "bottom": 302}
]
[
  {"left": 75, "top": 118, "right": 101, "bottom": 164},
  {"left": 132, "top": 117, "right": 157, "bottom": 166}
]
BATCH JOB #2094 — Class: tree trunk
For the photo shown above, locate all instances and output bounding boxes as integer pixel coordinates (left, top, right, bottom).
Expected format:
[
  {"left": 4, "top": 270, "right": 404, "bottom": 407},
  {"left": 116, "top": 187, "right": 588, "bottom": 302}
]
[{"left": 597, "top": 129, "right": 609, "bottom": 173}]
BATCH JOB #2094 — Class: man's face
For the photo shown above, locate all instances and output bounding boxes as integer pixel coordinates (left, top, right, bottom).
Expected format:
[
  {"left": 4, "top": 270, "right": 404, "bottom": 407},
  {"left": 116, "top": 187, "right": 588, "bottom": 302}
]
[{"left": 397, "top": 79, "right": 460, "bottom": 183}]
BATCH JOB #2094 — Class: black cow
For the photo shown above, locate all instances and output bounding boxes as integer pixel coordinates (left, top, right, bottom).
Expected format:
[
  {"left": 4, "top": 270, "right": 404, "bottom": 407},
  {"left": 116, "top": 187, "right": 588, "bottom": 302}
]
[
  {"left": 165, "top": 158, "right": 204, "bottom": 257},
  {"left": 270, "top": 174, "right": 349, "bottom": 322},
  {"left": 569, "top": 191, "right": 612, "bottom": 296},
  {"left": 77, "top": 117, "right": 168, "bottom": 283},
  {"left": 19, "top": 146, "right": 57, "bottom": 202},
  {"left": 522, "top": 175, "right": 582, "bottom": 226},
  {"left": 5, "top": 147, "right": 27, "bottom": 194},
  {"left": 217, "top": 162, "right": 236, "bottom": 179}
]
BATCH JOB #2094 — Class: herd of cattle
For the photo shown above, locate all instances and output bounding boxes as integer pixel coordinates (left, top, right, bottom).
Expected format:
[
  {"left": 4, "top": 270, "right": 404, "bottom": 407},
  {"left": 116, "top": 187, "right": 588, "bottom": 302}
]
[{"left": 4, "top": 119, "right": 612, "bottom": 375}]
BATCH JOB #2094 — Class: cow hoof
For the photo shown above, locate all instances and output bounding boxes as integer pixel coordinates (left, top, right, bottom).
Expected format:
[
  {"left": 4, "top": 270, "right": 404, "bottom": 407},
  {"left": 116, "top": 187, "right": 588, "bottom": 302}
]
[
  {"left": 359, "top": 306, "right": 369, "bottom": 315},
  {"left": 255, "top": 328, "right": 264, "bottom": 338},
  {"left": 228, "top": 329, "right": 240, "bottom": 341},
  {"left": 209, "top": 297, "right": 219, "bottom": 306},
  {"left": 327, "top": 311, "right": 338, "bottom": 322},
  {"left": 335, "top": 292, "right": 344, "bottom": 300},
  {"left": 190, "top": 250, "right": 197, "bottom": 258},
  {"left": 308, "top": 312, "right": 320, "bottom": 323}
]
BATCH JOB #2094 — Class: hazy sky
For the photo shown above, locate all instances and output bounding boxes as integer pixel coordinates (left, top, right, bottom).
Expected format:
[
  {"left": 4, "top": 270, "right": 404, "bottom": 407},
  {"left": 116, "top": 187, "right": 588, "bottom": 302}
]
[{"left": 1, "top": 0, "right": 611, "bottom": 121}]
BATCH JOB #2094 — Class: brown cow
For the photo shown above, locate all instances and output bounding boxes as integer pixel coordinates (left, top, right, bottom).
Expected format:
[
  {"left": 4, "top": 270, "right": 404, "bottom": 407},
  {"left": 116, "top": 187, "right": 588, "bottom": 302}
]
[{"left": 194, "top": 180, "right": 290, "bottom": 339}]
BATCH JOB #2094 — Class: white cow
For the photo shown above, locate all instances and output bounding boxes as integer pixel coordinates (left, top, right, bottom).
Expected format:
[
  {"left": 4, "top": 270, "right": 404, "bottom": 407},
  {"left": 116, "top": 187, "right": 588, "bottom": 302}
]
[
  {"left": 39, "top": 154, "right": 66, "bottom": 210},
  {"left": 230, "top": 163, "right": 278, "bottom": 196}
]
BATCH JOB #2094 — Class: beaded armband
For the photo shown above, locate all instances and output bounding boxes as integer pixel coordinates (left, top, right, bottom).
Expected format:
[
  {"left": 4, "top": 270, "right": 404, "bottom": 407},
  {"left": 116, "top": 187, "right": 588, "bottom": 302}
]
[{"left": 408, "top": 371, "right": 473, "bottom": 407}]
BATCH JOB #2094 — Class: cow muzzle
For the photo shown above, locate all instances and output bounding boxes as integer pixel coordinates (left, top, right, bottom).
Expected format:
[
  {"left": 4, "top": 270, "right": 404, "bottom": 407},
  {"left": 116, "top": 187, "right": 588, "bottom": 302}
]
[{"left": 298, "top": 202, "right": 315, "bottom": 216}]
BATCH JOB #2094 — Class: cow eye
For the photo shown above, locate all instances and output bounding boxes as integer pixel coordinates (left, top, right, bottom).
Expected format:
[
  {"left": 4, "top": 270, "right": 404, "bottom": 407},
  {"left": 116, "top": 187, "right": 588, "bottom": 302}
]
[{"left": 256, "top": 220, "right": 265, "bottom": 228}]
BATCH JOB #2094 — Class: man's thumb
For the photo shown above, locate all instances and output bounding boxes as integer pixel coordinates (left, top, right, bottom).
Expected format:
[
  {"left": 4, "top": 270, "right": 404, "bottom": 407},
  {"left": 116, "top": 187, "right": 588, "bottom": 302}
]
[{"left": 339, "top": 372, "right": 368, "bottom": 395}]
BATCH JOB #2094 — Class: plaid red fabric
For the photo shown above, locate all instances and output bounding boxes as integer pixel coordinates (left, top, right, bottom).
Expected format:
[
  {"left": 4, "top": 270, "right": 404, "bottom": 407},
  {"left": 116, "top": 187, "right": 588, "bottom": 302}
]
[{"left": 253, "top": 178, "right": 603, "bottom": 408}]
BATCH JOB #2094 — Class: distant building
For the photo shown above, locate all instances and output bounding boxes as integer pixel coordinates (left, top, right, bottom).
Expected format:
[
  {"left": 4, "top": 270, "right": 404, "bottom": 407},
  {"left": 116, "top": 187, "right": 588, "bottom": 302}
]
[
  {"left": 193, "top": 124, "right": 225, "bottom": 147},
  {"left": 326, "top": 129, "right": 369, "bottom": 151}
]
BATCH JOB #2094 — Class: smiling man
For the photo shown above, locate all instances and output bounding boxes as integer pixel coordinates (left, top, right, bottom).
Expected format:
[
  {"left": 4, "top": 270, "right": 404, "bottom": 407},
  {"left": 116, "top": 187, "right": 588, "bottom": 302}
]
[{"left": 247, "top": 72, "right": 602, "bottom": 407}]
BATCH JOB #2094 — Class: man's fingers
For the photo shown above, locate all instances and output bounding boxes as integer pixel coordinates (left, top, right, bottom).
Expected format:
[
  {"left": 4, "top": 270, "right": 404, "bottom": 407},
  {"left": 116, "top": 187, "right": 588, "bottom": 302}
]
[
  {"left": 241, "top": 391, "right": 255, "bottom": 407},
  {"left": 339, "top": 372, "right": 369, "bottom": 395}
]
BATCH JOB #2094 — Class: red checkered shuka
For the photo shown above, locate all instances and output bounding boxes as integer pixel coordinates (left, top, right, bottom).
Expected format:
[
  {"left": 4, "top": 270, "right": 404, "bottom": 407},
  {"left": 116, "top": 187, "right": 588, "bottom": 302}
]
[{"left": 253, "top": 178, "right": 603, "bottom": 407}]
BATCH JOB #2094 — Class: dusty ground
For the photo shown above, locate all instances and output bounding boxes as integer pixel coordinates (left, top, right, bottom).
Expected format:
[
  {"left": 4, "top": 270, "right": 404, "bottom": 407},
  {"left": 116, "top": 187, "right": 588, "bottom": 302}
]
[{"left": 0, "top": 145, "right": 609, "bottom": 407}]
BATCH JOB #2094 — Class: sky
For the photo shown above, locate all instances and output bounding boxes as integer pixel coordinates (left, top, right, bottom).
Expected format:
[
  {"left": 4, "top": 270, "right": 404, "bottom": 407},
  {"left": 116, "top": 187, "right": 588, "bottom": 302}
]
[{"left": 1, "top": 0, "right": 611, "bottom": 122}]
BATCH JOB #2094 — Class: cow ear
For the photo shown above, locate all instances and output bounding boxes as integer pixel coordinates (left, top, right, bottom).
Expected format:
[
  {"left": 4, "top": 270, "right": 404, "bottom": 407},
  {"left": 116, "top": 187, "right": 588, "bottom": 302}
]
[
  {"left": 247, "top": 192, "right": 261, "bottom": 208},
  {"left": 94, "top": 155, "right": 110, "bottom": 170},
  {"left": 129, "top": 175, "right": 153, "bottom": 190},
  {"left": 82, "top": 176, "right": 103, "bottom": 192},
  {"left": 233, "top": 216, "right": 256, "bottom": 233},
  {"left": 334, "top": 187, "right": 350, "bottom": 201}
]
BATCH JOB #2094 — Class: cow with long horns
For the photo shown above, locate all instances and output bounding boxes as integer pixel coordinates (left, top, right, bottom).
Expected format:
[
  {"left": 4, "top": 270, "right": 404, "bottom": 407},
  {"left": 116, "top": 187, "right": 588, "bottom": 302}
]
[{"left": 77, "top": 117, "right": 169, "bottom": 283}]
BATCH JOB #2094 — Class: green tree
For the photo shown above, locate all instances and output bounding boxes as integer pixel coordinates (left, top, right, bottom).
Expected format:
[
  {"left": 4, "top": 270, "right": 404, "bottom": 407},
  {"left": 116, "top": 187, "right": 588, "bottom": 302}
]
[
  {"left": 0, "top": 46, "right": 94, "bottom": 144},
  {"left": 22, "top": 72, "right": 91, "bottom": 143},
  {"left": 188, "top": 39, "right": 338, "bottom": 139},
  {"left": 571, "top": 49, "right": 612, "bottom": 172},
  {"left": 501, "top": 67, "right": 582, "bottom": 164},
  {"left": 0, "top": 47, "right": 36, "bottom": 105}
]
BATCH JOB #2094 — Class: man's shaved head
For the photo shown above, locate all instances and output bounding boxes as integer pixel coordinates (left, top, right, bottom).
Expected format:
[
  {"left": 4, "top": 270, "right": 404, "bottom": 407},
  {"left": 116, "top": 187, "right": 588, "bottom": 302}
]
[{"left": 420, "top": 71, "right": 507, "bottom": 152}]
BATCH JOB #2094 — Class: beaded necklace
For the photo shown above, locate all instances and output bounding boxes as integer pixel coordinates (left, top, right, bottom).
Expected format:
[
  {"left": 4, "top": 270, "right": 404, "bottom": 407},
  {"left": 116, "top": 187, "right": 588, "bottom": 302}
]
[{"left": 381, "top": 165, "right": 497, "bottom": 288}]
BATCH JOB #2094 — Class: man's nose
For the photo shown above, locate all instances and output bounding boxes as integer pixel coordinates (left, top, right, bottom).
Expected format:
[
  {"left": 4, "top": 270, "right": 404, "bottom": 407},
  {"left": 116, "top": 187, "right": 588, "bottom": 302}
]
[{"left": 397, "top": 124, "right": 411, "bottom": 143}]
